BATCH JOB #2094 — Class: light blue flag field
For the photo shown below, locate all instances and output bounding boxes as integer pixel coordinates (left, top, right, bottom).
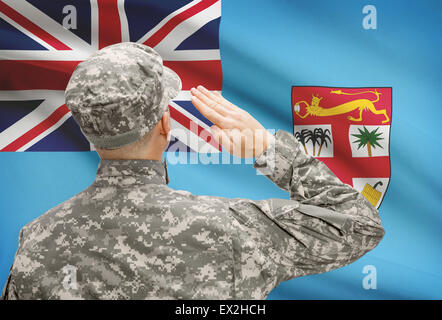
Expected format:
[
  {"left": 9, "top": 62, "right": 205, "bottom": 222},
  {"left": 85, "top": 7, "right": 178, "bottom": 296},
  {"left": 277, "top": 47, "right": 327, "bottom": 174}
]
[{"left": 0, "top": 0, "right": 441, "bottom": 299}]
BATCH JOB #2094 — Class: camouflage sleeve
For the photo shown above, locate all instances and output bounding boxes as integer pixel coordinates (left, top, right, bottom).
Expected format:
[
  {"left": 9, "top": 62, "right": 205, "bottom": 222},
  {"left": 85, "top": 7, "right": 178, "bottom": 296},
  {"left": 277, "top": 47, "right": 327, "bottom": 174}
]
[
  {"left": 1, "top": 274, "right": 18, "bottom": 300},
  {"left": 1, "top": 229, "right": 23, "bottom": 300},
  {"left": 228, "top": 129, "right": 385, "bottom": 285}
]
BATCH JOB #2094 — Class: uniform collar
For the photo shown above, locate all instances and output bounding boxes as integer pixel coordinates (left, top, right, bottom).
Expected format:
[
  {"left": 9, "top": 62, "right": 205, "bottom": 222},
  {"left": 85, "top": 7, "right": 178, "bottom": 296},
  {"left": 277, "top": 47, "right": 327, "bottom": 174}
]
[{"left": 95, "top": 159, "right": 169, "bottom": 186}]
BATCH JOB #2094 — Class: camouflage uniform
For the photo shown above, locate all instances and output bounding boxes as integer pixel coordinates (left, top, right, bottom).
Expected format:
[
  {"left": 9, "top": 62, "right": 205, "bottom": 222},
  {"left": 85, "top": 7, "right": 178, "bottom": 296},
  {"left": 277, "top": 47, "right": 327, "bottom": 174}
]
[{"left": 1, "top": 43, "right": 385, "bottom": 300}]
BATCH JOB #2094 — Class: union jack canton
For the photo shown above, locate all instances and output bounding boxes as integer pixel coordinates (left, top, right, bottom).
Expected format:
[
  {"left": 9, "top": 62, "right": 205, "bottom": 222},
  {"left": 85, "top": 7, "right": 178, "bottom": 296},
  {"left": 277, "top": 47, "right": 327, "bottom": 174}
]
[{"left": 0, "top": 0, "right": 222, "bottom": 152}]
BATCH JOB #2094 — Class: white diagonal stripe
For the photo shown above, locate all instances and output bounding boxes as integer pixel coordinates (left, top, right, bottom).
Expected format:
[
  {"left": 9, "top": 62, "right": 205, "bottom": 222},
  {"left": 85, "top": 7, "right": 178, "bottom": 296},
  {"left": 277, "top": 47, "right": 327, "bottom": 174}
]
[
  {"left": 17, "top": 111, "right": 72, "bottom": 151},
  {"left": 170, "top": 100, "right": 212, "bottom": 132},
  {"left": 170, "top": 100, "right": 219, "bottom": 153},
  {"left": 154, "top": 0, "right": 221, "bottom": 56},
  {"left": 0, "top": 11, "right": 54, "bottom": 50},
  {"left": 170, "top": 118, "right": 219, "bottom": 153},
  {"left": 3, "top": 0, "right": 92, "bottom": 52},
  {"left": 0, "top": 91, "right": 65, "bottom": 149},
  {"left": 136, "top": 0, "right": 201, "bottom": 44}
]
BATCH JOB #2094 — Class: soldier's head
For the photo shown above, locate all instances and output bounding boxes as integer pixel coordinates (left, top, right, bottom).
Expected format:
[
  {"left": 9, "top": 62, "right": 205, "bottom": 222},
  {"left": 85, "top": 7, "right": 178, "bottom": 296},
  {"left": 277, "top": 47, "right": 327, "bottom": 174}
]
[{"left": 65, "top": 42, "right": 181, "bottom": 160}]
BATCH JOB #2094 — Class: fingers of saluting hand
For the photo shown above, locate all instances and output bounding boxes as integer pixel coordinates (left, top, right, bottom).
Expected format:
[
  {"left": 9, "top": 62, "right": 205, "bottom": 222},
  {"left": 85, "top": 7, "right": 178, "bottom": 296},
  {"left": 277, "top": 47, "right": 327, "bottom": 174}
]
[
  {"left": 196, "top": 85, "right": 223, "bottom": 104},
  {"left": 190, "top": 93, "right": 229, "bottom": 128},
  {"left": 191, "top": 88, "right": 232, "bottom": 128},
  {"left": 190, "top": 87, "right": 231, "bottom": 116},
  {"left": 196, "top": 86, "right": 240, "bottom": 112}
]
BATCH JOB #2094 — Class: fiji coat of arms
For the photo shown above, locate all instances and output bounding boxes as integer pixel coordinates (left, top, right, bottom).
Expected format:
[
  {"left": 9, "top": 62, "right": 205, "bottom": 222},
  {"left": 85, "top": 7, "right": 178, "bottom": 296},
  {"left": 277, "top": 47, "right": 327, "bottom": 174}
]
[{"left": 292, "top": 86, "right": 392, "bottom": 209}]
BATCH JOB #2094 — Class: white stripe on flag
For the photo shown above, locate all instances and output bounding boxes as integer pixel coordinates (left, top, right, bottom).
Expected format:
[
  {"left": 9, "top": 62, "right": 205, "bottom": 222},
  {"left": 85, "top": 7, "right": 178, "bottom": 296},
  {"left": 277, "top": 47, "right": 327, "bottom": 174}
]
[
  {"left": 136, "top": 0, "right": 201, "bottom": 44},
  {"left": 17, "top": 111, "right": 72, "bottom": 152},
  {"left": 154, "top": 1, "right": 221, "bottom": 60},
  {"left": 169, "top": 117, "right": 219, "bottom": 154},
  {"left": 0, "top": 91, "right": 65, "bottom": 149},
  {"left": 161, "top": 49, "right": 220, "bottom": 61},
  {"left": 0, "top": 11, "right": 54, "bottom": 51},
  {"left": 0, "top": 50, "right": 93, "bottom": 60},
  {"left": 117, "top": 0, "right": 130, "bottom": 42},
  {"left": 3, "top": 0, "right": 93, "bottom": 52},
  {"left": 90, "top": 0, "right": 99, "bottom": 50},
  {"left": 170, "top": 100, "right": 212, "bottom": 132}
]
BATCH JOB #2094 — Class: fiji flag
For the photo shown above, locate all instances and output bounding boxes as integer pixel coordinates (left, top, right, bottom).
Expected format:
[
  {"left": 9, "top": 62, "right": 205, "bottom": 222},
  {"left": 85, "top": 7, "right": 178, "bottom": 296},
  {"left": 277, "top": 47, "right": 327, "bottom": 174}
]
[{"left": 1, "top": 0, "right": 442, "bottom": 300}]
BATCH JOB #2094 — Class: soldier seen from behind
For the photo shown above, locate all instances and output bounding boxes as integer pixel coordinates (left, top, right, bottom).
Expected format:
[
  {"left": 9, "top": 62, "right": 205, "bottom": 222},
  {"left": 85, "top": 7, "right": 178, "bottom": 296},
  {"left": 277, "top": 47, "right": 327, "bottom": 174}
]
[{"left": 2, "top": 42, "right": 385, "bottom": 300}]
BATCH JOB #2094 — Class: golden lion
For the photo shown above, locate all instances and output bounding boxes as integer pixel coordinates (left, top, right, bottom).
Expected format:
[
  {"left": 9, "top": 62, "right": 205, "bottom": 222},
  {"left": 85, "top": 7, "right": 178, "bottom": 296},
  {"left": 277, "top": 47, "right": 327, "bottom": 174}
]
[{"left": 294, "top": 89, "right": 390, "bottom": 124}]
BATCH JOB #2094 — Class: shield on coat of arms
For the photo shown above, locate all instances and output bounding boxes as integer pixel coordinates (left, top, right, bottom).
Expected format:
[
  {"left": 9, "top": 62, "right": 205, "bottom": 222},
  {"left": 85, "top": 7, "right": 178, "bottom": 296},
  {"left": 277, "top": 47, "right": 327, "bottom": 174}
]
[{"left": 291, "top": 86, "right": 392, "bottom": 209}]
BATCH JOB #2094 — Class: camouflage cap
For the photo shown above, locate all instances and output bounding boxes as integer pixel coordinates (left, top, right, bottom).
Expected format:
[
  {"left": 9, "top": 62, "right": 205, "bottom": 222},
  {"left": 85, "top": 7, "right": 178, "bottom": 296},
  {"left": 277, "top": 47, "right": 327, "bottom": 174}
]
[{"left": 65, "top": 42, "right": 182, "bottom": 150}]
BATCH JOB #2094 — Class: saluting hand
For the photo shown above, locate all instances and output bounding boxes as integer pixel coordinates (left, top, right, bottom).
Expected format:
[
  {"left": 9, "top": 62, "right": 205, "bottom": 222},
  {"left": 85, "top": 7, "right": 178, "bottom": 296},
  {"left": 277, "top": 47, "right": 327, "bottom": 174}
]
[{"left": 190, "top": 86, "right": 274, "bottom": 159}]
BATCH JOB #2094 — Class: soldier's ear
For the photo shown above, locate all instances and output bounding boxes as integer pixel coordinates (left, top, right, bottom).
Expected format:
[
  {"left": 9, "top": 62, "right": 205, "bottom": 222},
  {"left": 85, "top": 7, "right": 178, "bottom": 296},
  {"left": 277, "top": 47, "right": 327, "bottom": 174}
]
[{"left": 160, "top": 110, "right": 170, "bottom": 137}]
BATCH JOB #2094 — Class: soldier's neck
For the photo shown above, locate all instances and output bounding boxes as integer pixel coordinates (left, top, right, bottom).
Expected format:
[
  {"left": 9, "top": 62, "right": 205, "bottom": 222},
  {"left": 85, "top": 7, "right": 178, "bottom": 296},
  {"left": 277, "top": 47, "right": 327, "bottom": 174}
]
[
  {"left": 96, "top": 132, "right": 168, "bottom": 162},
  {"left": 96, "top": 146, "right": 164, "bottom": 162}
]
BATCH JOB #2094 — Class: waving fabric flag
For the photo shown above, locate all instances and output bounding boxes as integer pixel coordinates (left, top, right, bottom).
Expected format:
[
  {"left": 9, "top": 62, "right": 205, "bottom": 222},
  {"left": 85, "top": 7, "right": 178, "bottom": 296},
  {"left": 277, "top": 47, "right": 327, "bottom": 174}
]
[
  {"left": 292, "top": 86, "right": 392, "bottom": 209},
  {"left": 0, "top": 0, "right": 221, "bottom": 152},
  {"left": 1, "top": 0, "right": 442, "bottom": 300}
]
